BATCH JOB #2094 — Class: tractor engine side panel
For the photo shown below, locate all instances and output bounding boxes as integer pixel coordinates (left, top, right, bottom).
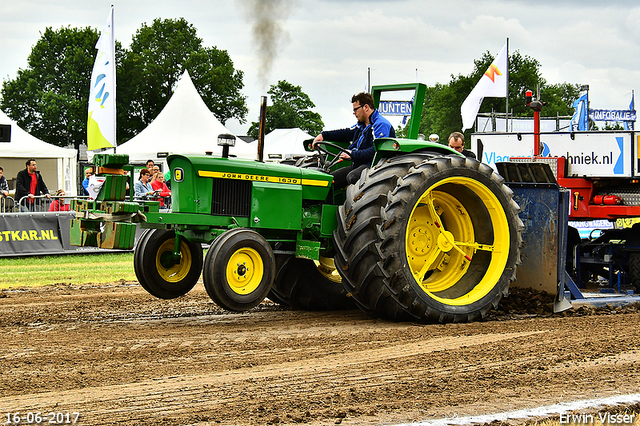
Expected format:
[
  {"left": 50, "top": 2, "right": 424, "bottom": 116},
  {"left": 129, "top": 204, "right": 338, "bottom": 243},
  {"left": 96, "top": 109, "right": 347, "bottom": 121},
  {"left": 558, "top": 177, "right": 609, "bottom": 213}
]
[
  {"left": 251, "top": 182, "right": 303, "bottom": 230},
  {"left": 169, "top": 156, "right": 213, "bottom": 215}
]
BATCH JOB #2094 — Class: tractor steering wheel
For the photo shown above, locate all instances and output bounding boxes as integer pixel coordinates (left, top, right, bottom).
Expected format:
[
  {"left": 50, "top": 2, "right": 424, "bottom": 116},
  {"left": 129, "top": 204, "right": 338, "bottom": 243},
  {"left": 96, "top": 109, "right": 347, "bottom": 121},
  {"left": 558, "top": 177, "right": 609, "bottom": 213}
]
[{"left": 311, "top": 141, "right": 352, "bottom": 172}]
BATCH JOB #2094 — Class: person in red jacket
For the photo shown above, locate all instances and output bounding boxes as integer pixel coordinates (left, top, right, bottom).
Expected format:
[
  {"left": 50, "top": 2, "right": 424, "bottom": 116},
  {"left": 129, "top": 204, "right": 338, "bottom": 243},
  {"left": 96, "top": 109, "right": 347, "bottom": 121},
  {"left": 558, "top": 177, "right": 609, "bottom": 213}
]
[
  {"left": 48, "top": 189, "right": 70, "bottom": 212},
  {"left": 150, "top": 173, "right": 171, "bottom": 207}
]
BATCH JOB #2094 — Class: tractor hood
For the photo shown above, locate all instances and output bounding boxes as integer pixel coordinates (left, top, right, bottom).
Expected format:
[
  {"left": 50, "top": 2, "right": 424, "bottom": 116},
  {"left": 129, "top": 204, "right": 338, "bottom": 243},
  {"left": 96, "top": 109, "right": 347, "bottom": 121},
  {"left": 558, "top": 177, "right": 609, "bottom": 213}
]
[{"left": 166, "top": 154, "right": 333, "bottom": 216}]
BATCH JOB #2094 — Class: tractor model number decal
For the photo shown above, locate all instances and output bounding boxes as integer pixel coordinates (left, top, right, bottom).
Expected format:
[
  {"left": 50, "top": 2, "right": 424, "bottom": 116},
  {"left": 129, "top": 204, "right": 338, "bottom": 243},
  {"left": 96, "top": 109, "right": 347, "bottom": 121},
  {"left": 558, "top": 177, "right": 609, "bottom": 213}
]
[{"left": 197, "top": 170, "right": 329, "bottom": 187}]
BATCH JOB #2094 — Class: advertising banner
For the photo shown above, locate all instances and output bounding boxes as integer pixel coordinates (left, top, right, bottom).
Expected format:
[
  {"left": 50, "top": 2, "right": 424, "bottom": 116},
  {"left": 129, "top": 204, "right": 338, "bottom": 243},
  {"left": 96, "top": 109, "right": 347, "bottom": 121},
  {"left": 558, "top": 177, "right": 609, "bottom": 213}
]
[
  {"left": 0, "top": 214, "right": 64, "bottom": 255},
  {"left": 472, "top": 131, "right": 632, "bottom": 178},
  {"left": 0, "top": 212, "right": 140, "bottom": 257}
]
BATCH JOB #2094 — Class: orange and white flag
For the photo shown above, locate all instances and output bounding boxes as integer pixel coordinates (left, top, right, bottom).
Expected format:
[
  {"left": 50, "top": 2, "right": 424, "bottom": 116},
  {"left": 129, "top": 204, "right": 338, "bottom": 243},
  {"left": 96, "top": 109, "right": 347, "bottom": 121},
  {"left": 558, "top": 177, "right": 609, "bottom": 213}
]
[{"left": 461, "top": 42, "right": 508, "bottom": 131}]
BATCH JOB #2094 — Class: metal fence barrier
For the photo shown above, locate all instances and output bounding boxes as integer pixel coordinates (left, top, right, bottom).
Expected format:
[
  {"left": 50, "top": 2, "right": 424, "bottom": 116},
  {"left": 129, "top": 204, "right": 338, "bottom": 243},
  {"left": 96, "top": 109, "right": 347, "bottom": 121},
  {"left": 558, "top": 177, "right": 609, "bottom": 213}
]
[
  {"left": 0, "top": 196, "right": 16, "bottom": 213},
  {"left": 17, "top": 195, "right": 91, "bottom": 213},
  {"left": 13, "top": 194, "right": 171, "bottom": 213},
  {"left": 132, "top": 195, "right": 172, "bottom": 211}
]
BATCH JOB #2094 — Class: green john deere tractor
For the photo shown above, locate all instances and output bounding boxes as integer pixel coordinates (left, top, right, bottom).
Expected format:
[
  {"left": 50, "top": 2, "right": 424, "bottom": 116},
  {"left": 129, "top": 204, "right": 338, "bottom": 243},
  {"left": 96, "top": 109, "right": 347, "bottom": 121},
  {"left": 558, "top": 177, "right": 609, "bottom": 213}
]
[{"left": 71, "top": 83, "right": 523, "bottom": 323}]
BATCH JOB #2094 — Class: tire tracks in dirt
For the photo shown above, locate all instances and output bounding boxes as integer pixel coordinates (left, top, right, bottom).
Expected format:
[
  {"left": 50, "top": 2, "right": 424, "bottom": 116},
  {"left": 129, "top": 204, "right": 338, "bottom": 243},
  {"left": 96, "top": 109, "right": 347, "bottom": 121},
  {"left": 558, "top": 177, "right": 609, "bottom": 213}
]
[{"left": 0, "top": 331, "right": 544, "bottom": 415}]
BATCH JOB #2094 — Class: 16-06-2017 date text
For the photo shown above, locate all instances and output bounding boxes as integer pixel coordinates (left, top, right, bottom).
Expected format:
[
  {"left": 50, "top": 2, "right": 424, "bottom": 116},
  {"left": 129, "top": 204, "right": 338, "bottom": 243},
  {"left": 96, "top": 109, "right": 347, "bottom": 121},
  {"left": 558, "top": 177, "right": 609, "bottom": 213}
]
[{"left": 4, "top": 412, "right": 80, "bottom": 424}]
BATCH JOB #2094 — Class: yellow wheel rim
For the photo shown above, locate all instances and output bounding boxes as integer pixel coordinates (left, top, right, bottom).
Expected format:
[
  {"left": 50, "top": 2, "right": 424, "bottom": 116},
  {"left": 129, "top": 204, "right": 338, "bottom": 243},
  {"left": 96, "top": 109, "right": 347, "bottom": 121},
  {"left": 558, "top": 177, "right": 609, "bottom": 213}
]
[
  {"left": 156, "top": 239, "right": 193, "bottom": 283},
  {"left": 405, "top": 176, "right": 510, "bottom": 306},
  {"left": 226, "top": 247, "right": 264, "bottom": 295},
  {"left": 316, "top": 256, "right": 342, "bottom": 283}
]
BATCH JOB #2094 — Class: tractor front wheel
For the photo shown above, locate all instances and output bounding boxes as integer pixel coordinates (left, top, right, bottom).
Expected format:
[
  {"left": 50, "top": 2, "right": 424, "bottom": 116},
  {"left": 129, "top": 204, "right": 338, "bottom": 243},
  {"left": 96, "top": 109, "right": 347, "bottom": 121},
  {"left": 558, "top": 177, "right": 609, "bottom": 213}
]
[
  {"left": 135, "top": 229, "right": 203, "bottom": 299},
  {"left": 203, "top": 228, "right": 275, "bottom": 312}
]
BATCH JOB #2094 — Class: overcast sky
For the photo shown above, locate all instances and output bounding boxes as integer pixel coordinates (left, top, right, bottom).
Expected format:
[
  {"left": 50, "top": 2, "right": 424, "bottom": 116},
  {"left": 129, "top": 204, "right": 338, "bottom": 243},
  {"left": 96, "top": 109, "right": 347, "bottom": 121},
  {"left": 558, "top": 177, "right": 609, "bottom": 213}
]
[{"left": 1, "top": 0, "right": 639, "bottom": 137}]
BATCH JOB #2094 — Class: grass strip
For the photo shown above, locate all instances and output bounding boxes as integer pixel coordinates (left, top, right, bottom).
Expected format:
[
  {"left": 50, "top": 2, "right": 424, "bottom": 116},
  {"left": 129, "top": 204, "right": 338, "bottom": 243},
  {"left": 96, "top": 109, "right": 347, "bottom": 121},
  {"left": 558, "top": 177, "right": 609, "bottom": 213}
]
[{"left": 0, "top": 253, "right": 136, "bottom": 289}]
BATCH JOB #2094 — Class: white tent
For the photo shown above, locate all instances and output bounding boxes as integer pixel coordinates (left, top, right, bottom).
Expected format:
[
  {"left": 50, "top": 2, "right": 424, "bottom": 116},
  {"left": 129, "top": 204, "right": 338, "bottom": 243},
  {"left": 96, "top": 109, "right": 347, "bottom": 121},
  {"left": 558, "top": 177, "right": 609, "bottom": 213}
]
[
  {"left": 261, "top": 128, "right": 313, "bottom": 161},
  {"left": 116, "top": 71, "right": 257, "bottom": 164},
  {"left": 0, "top": 109, "right": 77, "bottom": 195}
]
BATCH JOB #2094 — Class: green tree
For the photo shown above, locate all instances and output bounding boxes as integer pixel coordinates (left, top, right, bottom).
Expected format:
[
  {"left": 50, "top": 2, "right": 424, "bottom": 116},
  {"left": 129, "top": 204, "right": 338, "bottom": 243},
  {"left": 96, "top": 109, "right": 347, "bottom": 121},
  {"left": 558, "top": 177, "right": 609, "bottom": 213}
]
[
  {"left": 416, "top": 50, "right": 582, "bottom": 146},
  {"left": 118, "top": 18, "right": 247, "bottom": 142},
  {"left": 539, "top": 82, "right": 582, "bottom": 120},
  {"left": 247, "top": 80, "right": 324, "bottom": 139},
  {"left": 0, "top": 26, "right": 103, "bottom": 149}
]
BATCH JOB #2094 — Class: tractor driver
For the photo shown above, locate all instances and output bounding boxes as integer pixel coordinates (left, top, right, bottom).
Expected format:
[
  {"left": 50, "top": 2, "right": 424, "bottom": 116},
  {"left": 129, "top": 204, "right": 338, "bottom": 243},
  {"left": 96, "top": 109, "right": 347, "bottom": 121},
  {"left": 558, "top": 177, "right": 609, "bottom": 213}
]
[{"left": 313, "top": 92, "right": 395, "bottom": 188}]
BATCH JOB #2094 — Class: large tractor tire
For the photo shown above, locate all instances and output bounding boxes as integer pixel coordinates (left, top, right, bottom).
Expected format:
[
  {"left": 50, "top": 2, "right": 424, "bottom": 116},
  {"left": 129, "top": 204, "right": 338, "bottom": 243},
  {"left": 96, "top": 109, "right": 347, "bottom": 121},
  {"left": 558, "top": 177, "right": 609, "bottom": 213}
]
[
  {"left": 203, "top": 228, "right": 275, "bottom": 312},
  {"left": 335, "top": 155, "right": 523, "bottom": 323},
  {"left": 565, "top": 226, "right": 581, "bottom": 280},
  {"left": 625, "top": 224, "right": 640, "bottom": 292},
  {"left": 333, "top": 154, "right": 437, "bottom": 321},
  {"left": 269, "top": 255, "right": 356, "bottom": 310},
  {"left": 628, "top": 252, "right": 640, "bottom": 292},
  {"left": 267, "top": 255, "right": 294, "bottom": 306},
  {"left": 135, "top": 229, "right": 203, "bottom": 299}
]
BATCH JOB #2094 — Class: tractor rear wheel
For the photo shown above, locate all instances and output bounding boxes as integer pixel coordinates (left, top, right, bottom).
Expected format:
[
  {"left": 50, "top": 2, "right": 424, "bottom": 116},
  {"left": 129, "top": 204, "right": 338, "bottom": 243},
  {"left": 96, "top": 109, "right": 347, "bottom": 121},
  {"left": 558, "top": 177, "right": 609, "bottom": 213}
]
[
  {"left": 335, "top": 155, "right": 522, "bottom": 323},
  {"left": 135, "top": 229, "right": 203, "bottom": 299},
  {"left": 270, "top": 256, "right": 356, "bottom": 310},
  {"left": 203, "top": 228, "right": 275, "bottom": 312},
  {"left": 333, "top": 154, "right": 436, "bottom": 321}
]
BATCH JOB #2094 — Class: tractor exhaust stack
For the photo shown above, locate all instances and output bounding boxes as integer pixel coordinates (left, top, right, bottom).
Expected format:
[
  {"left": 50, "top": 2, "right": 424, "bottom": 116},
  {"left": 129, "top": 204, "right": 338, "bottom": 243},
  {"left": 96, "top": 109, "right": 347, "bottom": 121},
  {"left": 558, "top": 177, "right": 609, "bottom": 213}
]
[{"left": 257, "top": 96, "right": 267, "bottom": 162}]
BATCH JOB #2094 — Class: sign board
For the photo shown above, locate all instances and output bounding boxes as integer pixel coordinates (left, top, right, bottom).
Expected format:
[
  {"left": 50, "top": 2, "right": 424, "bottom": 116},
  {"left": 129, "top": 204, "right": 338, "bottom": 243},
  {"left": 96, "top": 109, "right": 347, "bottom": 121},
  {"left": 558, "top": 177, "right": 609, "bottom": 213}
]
[
  {"left": 378, "top": 101, "right": 412, "bottom": 116},
  {"left": 0, "top": 212, "right": 140, "bottom": 257},
  {"left": 472, "top": 131, "right": 633, "bottom": 178},
  {"left": 589, "top": 109, "right": 636, "bottom": 122}
]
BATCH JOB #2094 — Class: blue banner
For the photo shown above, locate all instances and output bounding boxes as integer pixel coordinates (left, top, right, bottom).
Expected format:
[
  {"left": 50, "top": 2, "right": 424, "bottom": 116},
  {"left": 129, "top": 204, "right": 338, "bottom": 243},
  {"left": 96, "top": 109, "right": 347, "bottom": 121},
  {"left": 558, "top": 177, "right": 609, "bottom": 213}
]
[
  {"left": 379, "top": 101, "right": 412, "bottom": 116},
  {"left": 571, "top": 93, "right": 588, "bottom": 131},
  {"left": 589, "top": 109, "right": 636, "bottom": 122}
]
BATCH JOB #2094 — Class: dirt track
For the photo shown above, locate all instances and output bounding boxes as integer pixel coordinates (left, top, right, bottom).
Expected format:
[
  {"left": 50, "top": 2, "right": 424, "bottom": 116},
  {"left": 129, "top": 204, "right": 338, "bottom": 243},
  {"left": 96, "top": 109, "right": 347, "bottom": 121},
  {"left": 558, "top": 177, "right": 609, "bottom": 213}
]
[{"left": 0, "top": 282, "right": 639, "bottom": 426}]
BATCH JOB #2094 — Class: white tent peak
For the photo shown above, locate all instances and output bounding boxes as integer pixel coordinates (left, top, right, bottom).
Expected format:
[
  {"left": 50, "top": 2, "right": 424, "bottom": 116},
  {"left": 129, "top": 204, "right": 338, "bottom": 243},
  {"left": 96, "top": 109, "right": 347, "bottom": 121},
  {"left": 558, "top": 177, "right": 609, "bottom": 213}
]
[
  {"left": 0, "top": 108, "right": 77, "bottom": 195},
  {"left": 0, "top": 109, "right": 76, "bottom": 158},
  {"left": 262, "top": 128, "right": 313, "bottom": 160},
  {"left": 117, "top": 71, "right": 256, "bottom": 162}
]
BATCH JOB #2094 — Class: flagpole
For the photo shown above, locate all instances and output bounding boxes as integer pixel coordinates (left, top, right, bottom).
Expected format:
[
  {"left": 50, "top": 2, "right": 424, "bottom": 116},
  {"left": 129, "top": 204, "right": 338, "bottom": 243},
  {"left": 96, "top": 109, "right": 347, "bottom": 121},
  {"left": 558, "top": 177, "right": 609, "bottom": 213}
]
[
  {"left": 111, "top": 5, "right": 116, "bottom": 153},
  {"left": 505, "top": 37, "right": 509, "bottom": 132},
  {"left": 632, "top": 89, "right": 635, "bottom": 131}
]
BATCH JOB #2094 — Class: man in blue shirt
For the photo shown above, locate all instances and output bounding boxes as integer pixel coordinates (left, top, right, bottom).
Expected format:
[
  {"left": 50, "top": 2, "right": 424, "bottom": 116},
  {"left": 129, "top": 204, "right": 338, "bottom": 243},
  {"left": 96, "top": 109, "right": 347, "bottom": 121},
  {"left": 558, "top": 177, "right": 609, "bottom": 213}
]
[{"left": 313, "top": 92, "right": 395, "bottom": 187}]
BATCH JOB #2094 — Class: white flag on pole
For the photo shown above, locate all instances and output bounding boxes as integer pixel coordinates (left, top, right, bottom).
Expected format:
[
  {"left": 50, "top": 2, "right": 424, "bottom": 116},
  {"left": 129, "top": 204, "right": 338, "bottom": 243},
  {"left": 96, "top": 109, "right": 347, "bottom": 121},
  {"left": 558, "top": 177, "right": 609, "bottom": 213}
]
[
  {"left": 461, "top": 42, "right": 508, "bottom": 131},
  {"left": 87, "top": 6, "right": 116, "bottom": 150}
]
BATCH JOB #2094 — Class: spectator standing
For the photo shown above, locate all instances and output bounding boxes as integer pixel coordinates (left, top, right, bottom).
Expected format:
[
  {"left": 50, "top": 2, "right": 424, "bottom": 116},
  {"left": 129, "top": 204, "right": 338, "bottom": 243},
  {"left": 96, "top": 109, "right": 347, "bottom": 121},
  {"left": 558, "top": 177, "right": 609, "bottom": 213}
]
[
  {"left": 146, "top": 159, "right": 155, "bottom": 170},
  {"left": 82, "top": 167, "right": 94, "bottom": 196},
  {"left": 0, "top": 166, "right": 9, "bottom": 197},
  {"left": 164, "top": 169, "right": 171, "bottom": 190},
  {"left": 151, "top": 174, "right": 171, "bottom": 207},
  {"left": 0, "top": 166, "right": 10, "bottom": 212},
  {"left": 15, "top": 158, "right": 50, "bottom": 211},
  {"left": 150, "top": 165, "right": 161, "bottom": 184},
  {"left": 134, "top": 168, "right": 156, "bottom": 198},
  {"left": 448, "top": 132, "right": 476, "bottom": 159},
  {"left": 48, "top": 189, "right": 71, "bottom": 212}
]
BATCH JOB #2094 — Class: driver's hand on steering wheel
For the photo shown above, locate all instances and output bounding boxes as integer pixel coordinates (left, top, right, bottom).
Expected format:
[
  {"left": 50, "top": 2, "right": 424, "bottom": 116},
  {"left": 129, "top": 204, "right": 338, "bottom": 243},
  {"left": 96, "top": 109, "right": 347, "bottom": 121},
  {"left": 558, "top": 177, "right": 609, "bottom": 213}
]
[
  {"left": 339, "top": 150, "right": 352, "bottom": 160},
  {"left": 312, "top": 134, "right": 324, "bottom": 148}
]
